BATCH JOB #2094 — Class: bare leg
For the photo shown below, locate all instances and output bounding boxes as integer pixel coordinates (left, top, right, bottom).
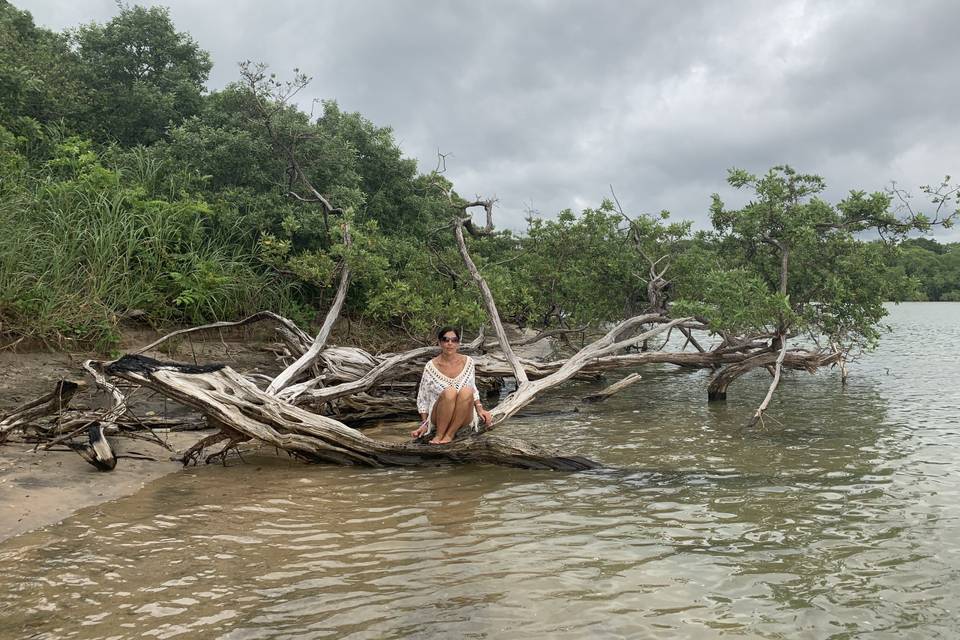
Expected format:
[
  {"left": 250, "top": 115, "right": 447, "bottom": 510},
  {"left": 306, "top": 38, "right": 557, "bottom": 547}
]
[
  {"left": 436, "top": 387, "right": 476, "bottom": 443},
  {"left": 429, "top": 388, "right": 458, "bottom": 444}
]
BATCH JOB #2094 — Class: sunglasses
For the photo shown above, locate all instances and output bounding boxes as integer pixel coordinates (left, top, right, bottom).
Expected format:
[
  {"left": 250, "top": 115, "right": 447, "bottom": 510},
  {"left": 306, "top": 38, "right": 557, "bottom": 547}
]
[{"left": 440, "top": 336, "right": 460, "bottom": 343}]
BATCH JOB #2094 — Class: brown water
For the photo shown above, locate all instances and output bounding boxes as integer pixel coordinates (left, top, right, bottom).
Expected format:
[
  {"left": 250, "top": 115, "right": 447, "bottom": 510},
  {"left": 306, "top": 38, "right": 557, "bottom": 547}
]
[{"left": 1, "top": 302, "right": 959, "bottom": 639}]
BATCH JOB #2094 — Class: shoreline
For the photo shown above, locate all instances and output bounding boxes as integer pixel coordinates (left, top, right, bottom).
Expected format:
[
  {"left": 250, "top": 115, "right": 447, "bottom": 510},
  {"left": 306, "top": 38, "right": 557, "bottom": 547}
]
[
  {"left": 0, "top": 431, "right": 208, "bottom": 542},
  {"left": 0, "top": 335, "right": 279, "bottom": 544}
]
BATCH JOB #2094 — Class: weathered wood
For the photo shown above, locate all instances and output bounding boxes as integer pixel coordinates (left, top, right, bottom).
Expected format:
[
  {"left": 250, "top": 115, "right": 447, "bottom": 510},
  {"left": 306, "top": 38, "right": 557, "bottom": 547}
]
[
  {"left": 267, "top": 229, "right": 352, "bottom": 395},
  {"left": 103, "top": 355, "right": 600, "bottom": 471},
  {"left": 748, "top": 337, "right": 789, "bottom": 427},
  {"left": 281, "top": 332, "right": 488, "bottom": 407},
  {"left": 482, "top": 315, "right": 690, "bottom": 430},
  {"left": 583, "top": 373, "right": 643, "bottom": 403},
  {"left": 454, "top": 219, "right": 529, "bottom": 385},
  {"left": 133, "top": 311, "right": 312, "bottom": 356},
  {"left": 707, "top": 346, "right": 836, "bottom": 402},
  {"left": 0, "top": 380, "right": 82, "bottom": 442},
  {"left": 328, "top": 392, "right": 418, "bottom": 424},
  {"left": 68, "top": 423, "right": 117, "bottom": 471}
]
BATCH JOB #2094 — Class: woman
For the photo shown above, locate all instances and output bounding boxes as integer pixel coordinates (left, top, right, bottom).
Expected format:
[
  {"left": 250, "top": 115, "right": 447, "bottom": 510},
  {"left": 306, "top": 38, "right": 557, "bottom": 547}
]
[{"left": 412, "top": 326, "right": 493, "bottom": 444}]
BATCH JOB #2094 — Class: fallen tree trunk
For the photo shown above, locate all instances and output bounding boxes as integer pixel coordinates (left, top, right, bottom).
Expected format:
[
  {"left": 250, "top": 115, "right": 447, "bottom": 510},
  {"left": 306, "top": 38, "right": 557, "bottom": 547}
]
[
  {"left": 706, "top": 347, "right": 835, "bottom": 401},
  {"left": 101, "top": 355, "right": 600, "bottom": 471},
  {"left": 12, "top": 205, "right": 845, "bottom": 474}
]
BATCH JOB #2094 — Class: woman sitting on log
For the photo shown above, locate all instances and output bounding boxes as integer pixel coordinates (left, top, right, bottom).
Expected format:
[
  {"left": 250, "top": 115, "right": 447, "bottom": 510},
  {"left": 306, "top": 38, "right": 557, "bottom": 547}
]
[{"left": 412, "top": 326, "right": 493, "bottom": 444}]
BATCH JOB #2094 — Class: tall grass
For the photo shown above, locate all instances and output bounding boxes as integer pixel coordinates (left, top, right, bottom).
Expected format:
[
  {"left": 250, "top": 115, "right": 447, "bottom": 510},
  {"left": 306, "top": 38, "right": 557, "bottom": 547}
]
[{"left": 0, "top": 145, "right": 297, "bottom": 350}]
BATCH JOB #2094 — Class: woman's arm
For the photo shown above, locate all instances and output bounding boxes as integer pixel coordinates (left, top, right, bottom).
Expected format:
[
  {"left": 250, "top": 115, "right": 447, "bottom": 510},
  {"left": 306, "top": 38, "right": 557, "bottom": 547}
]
[
  {"left": 473, "top": 398, "right": 492, "bottom": 426},
  {"left": 464, "top": 359, "right": 492, "bottom": 425},
  {"left": 413, "top": 368, "right": 433, "bottom": 437}
]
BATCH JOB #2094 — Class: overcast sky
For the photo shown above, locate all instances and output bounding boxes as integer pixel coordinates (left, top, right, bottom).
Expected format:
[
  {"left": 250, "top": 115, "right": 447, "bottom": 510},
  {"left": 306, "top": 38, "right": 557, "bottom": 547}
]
[{"left": 19, "top": 0, "right": 960, "bottom": 236}]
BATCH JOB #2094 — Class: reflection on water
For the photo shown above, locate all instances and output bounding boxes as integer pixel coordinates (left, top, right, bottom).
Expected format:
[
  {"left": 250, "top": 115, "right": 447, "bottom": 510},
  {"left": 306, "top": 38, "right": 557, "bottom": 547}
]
[{"left": 1, "top": 302, "right": 959, "bottom": 638}]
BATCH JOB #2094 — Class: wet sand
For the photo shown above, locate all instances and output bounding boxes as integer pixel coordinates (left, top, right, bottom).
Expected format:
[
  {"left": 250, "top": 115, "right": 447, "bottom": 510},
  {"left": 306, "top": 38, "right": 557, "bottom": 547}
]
[
  {"left": 0, "top": 335, "right": 278, "bottom": 542},
  {"left": 0, "top": 431, "right": 205, "bottom": 541}
]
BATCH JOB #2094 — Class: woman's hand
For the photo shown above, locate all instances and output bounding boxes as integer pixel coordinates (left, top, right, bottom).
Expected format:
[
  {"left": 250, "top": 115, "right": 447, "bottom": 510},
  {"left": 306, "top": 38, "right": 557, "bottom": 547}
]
[
  {"left": 478, "top": 408, "right": 493, "bottom": 426},
  {"left": 411, "top": 419, "right": 430, "bottom": 438}
]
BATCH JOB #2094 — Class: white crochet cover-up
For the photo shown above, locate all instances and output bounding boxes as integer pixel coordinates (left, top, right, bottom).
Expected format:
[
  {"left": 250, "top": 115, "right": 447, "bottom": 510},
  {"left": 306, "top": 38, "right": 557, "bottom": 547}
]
[{"left": 416, "top": 356, "right": 480, "bottom": 434}]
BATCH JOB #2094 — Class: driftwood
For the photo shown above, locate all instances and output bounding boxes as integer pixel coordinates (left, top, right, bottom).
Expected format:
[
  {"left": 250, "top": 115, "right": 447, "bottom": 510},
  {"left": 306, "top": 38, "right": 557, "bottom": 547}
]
[
  {"left": 0, "top": 380, "right": 81, "bottom": 442},
  {"left": 583, "top": 373, "right": 643, "bottom": 403},
  {"left": 68, "top": 424, "right": 117, "bottom": 471},
  {"left": 0, "top": 370, "right": 173, "bottom": 471},
  {"left": 102, "top": 355, "right": 597, "bottom": 471}
]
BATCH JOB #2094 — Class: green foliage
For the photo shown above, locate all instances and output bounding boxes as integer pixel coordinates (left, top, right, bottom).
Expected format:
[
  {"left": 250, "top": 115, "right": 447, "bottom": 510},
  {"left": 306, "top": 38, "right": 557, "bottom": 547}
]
[
  {"left": 512, "top": 204, "right": 640, "bottom": 326},
  {"left": 886, "top": 238, "right": 960, "bottom": 301},
  {"left": 1, "top": 2, "right": 953, "bottom": 356},
  {"left": 0, "top": 1, "right": 81, "bottom": 146},
  {"left": 701, "top": 166, "right": 908, "bottom": 346},
  {"left": 68, "top": 4, "right": 211, "bottom": 145},
  {"left": 0, "top": 128, "right": 293, "bottom": 348}
]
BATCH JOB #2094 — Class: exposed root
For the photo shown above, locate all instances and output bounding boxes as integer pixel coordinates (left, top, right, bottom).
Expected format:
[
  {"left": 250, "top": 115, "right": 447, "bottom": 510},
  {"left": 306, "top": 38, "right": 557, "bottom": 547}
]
[
  {"left": 179, "top": 430, "right": 234, "bottom": 466},
  {"left": 204, "top": 435, "right": 251, "bottom": 466}
]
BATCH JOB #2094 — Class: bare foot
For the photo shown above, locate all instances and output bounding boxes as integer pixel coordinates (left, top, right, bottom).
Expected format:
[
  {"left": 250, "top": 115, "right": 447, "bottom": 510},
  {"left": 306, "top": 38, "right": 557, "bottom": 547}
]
[{"left": 428, "top": 437, "right": 443, "bottom": 444}]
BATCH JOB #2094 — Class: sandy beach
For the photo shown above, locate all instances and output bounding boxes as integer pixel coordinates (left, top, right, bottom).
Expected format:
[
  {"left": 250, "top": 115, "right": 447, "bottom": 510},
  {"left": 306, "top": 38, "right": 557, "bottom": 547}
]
[
  {"left": 0, "top": 431, "right": 204, "bottom": 541},
  {"left": 0, "top": 337, "right": 277, "bottom": 542}
]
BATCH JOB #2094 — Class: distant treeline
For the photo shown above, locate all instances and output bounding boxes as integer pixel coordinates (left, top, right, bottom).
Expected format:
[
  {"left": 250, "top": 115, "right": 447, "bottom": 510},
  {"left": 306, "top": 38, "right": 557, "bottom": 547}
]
[
  {"left": 884, "top": 238, "right": 960, "bottom": 301},
  {"left": 1, "top": 1, "right": 955, "bottom": 352}
]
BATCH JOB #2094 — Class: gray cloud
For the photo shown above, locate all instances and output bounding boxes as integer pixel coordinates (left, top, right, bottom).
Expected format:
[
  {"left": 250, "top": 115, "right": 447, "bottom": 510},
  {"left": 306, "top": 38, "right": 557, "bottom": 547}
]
[{"left": 20, "top": 0, "right": 960, "bottom": 237}]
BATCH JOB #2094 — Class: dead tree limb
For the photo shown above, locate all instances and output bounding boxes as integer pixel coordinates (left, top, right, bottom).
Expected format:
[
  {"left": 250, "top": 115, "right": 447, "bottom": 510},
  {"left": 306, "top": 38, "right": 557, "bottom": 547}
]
[
  {"left": 461, "top": 199, "right": 496, "bottom": 236},
  {"left": 748, "top": 336, "right": 789, "bottom": 427},
  {"left": 453, "top": 219, "right": 529, "bottom": 385},
  {"left": 282, "top": 345, "right": 436, "bottom": 404},
  {"left": 133, "top": 311, "right": 311, "bottom": 356},
  {"left": 512, "top": 325, "right": 588, "bottom": 347},
  {"left": 484, "top": 315, "right": 689, "bottom": 429},
  {"left": 180, "top": 420, "right": 250, "bottom": 466},
  {"left": 82, "top": 360, "right": 127, "bottom": 411},
  {"left": 280, "top": 332, "right": 486, "bottom": 406},
  {"left": 583, "top": 373, "right": 643, "bottom": 403},
  {"left": 68, "top": 424, "right": 117, "bottom": 471},
  {"left": 450, "top": 210, "right": 699, "bottom": 429},
  {"left": 679, "top": 326, "right": 707, "bottom": 353},
  {"left": 267, "top": 227, "right": 352, "bottom": 395},
  {"left": 0, "top": 380, "right": 82, "bottom": 442},
  {"left": 102, "top": 355, "right": 599, "bottom": 471}
]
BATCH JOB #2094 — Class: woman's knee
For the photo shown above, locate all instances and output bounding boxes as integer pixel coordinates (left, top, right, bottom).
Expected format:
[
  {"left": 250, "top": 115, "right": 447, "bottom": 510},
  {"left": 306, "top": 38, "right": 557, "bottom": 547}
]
[
  {"left": 439, "top": 387, "right": 458, "bottom": 401},
  {"left": 456, "top": 386, "right": 474, "bottom": 402}
]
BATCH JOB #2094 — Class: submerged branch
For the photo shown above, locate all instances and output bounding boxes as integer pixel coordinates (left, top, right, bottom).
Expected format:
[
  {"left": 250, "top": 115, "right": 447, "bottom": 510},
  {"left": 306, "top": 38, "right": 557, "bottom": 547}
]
[{"left": 748, "top": 336, "right": 789, "bottom": 427}]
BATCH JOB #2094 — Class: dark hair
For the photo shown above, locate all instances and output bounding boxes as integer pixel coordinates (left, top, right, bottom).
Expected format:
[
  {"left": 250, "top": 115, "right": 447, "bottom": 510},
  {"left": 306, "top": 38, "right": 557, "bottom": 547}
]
[{"left": 437, "top": 326, "right": 461, "bottom": 342}]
